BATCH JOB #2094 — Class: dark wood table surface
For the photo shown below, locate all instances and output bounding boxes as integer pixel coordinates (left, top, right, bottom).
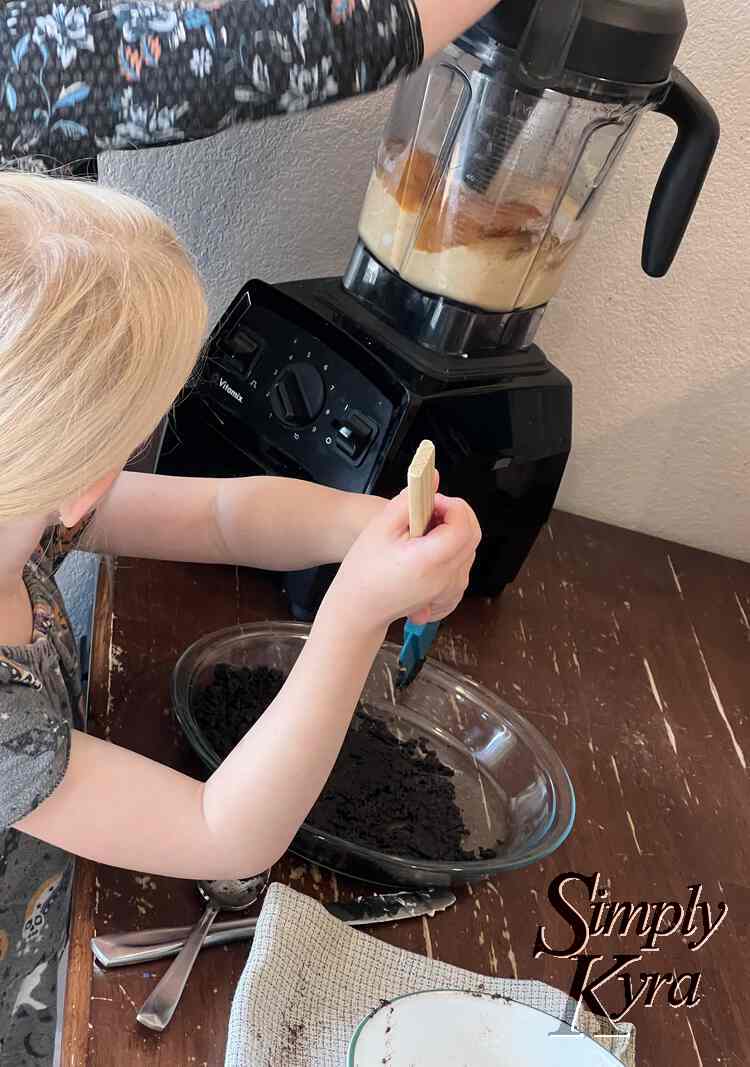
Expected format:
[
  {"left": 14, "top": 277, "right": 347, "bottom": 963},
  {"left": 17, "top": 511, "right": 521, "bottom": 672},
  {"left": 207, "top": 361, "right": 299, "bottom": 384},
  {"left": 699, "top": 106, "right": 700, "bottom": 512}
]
[{"left": 62, "top": 510, "right": 750, "bottom": 1067}]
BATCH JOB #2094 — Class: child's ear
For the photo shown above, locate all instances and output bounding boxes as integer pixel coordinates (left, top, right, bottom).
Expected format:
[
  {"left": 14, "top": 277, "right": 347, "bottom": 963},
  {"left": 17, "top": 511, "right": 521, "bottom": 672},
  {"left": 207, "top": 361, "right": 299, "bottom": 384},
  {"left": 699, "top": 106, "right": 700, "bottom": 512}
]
[{"left": 59, "top": 470, "right": 119, "bottom": 528}]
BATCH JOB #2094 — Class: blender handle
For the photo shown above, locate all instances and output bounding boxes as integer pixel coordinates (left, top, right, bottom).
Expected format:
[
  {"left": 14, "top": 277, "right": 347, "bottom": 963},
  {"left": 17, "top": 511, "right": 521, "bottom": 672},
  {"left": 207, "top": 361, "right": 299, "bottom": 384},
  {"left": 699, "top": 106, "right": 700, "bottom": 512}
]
[{"left": 642, "top": 69, "right": 719, "bottom": 278}]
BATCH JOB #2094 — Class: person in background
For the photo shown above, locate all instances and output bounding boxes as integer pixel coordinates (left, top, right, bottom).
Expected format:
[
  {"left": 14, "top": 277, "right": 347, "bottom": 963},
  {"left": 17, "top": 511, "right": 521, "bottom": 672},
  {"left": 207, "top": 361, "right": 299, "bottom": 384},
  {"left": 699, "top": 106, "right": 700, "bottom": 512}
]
[
  {"left": 0, "top": 0, "right": 497, "bottom": 173},
  {"left": 0, "top": 0, "right": 498, "bottom": 1061}
]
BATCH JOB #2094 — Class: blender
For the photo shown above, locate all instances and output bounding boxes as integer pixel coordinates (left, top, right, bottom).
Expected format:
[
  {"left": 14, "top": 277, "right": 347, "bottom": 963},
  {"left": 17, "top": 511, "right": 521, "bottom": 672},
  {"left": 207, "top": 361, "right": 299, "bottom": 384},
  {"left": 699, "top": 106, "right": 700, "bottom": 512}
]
[
  {"left": 346, "top": 0, "right": 719, "bottom": 355},
  {"left": 154, "top": 0, "right": 719, "bottom": 619}
]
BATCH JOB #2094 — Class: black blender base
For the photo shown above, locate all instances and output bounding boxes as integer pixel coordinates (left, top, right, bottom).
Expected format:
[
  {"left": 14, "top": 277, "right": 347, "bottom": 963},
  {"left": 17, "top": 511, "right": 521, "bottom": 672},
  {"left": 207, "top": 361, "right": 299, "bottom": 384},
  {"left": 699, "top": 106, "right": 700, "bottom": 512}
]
[
  {"left": 154, "top": 277, "right": 571, "bottom": 620},
  {"left": 283, "top": 563, "right": 339, "bottom": 623}
]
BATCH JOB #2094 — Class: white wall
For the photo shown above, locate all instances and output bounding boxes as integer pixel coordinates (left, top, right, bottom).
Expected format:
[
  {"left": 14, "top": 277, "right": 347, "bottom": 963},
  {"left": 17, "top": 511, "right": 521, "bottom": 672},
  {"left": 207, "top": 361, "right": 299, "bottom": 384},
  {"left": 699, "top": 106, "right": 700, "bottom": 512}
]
[
  {"left": 101, "top": 0, "right": 749, "bottom": 563},
  {"left": 541, "top": 0, "right": 749, "bottom": 561},
  {"left": 102, "top": 91, "right": 393, "bottom": 327}
]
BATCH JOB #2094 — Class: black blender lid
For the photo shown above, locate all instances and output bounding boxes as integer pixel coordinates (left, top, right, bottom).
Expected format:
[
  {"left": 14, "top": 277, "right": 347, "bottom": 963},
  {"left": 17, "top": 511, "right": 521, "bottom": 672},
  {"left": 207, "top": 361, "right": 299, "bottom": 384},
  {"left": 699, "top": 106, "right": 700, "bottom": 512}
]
[{"left": 479, "top": 0, "right": 687, "bottom": 85}]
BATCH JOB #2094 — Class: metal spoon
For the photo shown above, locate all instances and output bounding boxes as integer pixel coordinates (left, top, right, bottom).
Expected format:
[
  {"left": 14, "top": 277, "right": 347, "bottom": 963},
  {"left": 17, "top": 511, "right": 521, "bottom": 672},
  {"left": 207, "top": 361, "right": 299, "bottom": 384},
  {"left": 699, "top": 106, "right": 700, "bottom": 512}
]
[{"left": 136, "top": 872, "right": 269, "bottom": 1032}]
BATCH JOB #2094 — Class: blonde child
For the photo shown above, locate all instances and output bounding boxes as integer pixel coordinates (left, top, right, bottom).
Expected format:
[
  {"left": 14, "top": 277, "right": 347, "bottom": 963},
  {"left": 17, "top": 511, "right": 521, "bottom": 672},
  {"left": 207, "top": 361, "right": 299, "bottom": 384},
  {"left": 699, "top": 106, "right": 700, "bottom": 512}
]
[{"left": 0, "top": 173, "right": 480, "bottom": 1060}]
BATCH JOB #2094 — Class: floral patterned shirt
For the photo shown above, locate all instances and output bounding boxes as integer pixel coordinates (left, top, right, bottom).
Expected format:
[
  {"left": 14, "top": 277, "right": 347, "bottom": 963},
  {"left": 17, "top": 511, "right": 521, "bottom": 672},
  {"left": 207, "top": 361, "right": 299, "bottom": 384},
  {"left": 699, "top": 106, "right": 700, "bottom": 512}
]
[{"left": 0, "top": 0, "right": 422, "bottom": 171}]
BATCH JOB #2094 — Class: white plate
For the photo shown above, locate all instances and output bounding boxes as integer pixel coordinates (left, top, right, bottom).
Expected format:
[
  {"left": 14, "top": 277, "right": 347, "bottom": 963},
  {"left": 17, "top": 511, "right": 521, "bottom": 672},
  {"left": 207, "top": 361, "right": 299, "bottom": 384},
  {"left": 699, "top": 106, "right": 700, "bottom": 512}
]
[{"left": 347, "top": 989, "right": 623, "bottom": 1067}]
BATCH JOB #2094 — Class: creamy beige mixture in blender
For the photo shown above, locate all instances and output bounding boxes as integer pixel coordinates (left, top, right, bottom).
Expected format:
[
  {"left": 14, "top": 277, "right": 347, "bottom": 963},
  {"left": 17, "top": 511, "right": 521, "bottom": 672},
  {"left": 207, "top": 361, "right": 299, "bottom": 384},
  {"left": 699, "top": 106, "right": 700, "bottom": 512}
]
[{"left": 358, "top": 142, "right": 582, "bottom": 313}]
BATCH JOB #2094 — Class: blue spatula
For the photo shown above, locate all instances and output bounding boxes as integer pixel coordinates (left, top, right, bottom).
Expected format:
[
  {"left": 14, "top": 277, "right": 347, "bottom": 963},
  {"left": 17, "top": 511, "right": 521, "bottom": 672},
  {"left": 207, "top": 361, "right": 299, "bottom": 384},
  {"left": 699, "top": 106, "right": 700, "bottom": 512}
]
[{"left": 396, "top": 619, "right": 440, "bottom": 689}]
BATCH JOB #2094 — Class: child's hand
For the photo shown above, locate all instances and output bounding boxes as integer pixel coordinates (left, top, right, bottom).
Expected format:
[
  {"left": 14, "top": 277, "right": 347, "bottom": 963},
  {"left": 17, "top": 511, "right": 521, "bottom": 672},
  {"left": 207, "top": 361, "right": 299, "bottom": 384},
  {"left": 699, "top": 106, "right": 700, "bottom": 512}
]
[{"left": 327, "top": 489, "right": 481, "bottom": 632}]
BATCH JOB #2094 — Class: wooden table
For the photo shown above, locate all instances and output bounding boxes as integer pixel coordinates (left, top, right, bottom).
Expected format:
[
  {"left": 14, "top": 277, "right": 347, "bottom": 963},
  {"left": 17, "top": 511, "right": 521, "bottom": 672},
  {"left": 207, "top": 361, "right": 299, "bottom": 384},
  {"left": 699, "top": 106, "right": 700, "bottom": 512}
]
[{"left": 62, "top": 511, "right": 750, "bottom": 1066}]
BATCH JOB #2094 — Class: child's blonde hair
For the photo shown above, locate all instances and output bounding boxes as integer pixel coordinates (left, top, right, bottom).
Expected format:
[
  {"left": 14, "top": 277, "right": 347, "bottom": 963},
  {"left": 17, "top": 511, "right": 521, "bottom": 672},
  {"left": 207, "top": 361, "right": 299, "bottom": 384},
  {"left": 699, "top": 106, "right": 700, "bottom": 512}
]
[{"left": 0, "top": 172, "right": 207, "bottom": 522}]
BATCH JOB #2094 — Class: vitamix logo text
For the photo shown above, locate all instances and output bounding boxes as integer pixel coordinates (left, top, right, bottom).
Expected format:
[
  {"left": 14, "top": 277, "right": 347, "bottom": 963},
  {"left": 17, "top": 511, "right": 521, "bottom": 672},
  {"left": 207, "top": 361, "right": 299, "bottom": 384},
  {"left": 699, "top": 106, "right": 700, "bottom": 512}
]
[{"left": 218, "top": 378, "right": 244, "bottom": 403}]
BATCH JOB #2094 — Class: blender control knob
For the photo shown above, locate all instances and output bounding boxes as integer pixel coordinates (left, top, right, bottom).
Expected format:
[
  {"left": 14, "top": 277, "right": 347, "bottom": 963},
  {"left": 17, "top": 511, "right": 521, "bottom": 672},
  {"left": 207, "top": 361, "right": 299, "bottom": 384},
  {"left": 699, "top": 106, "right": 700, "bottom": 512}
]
[{"left": 270, "top": 363, "right": 326, "bottom": 428}]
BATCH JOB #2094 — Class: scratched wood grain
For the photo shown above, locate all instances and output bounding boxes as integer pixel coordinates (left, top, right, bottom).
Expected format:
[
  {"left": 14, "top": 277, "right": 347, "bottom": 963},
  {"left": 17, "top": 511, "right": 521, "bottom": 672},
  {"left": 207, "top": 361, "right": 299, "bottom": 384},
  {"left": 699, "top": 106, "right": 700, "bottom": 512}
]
[{"left": 62, "top": 511, "right": 750, "bottom": 1067}]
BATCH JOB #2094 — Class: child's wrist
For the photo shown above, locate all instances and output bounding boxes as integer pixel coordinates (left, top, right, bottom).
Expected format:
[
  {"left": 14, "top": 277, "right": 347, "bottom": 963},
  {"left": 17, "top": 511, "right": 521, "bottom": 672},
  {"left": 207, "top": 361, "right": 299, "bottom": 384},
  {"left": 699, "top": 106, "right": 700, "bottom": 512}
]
[
  {"left": 315, "top": 585, "right": 389, "bottom": 645},
  {"left": 334, "top": 492, "right": 387, "bottom": 560}
]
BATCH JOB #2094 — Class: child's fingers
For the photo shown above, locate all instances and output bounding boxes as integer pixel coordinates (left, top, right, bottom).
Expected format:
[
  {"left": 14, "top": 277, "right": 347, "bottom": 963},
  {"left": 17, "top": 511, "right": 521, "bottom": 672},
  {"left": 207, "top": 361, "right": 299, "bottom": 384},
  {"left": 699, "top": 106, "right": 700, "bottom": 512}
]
[
  {"left": 415, "top": 498, "right": 480, "bottom": 563},
  {"left": 430, "top": 495, "right": 479, "bottom": 536},
  {"left": 378, "top": 488, "right": 411, "bottom": 535},
  {"left": 411, "top": 555, "right": 475, "bottom": 623}
]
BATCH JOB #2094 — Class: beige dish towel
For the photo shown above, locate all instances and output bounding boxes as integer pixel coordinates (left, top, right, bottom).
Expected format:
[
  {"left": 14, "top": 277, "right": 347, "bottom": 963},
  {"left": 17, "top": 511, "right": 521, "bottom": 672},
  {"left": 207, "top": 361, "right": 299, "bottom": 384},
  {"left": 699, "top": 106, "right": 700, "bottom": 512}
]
[{"left": 225, "top": 884, "right": 635, "bottom": 1067}]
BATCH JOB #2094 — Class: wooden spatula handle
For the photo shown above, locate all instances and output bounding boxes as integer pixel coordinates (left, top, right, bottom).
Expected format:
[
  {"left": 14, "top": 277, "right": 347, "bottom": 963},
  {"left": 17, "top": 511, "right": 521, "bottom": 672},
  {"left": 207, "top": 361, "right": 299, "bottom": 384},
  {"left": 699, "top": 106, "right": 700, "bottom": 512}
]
[{"left": 408, "top": 440, "right": 436, "bottom": 538}]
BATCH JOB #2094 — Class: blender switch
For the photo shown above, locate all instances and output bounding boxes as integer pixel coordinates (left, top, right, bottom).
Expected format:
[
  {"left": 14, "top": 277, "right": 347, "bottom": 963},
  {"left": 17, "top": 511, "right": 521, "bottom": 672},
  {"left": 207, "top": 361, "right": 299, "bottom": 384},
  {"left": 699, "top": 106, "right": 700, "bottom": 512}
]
[
  {"left": 332, "top": 413, "right": 374, "bottom": 460},
  {"left": 221, "top": 324, "right": 261, "bottom": 376},
  {"left": 270, "top": 363, "right": 326, "bottom": 427}
]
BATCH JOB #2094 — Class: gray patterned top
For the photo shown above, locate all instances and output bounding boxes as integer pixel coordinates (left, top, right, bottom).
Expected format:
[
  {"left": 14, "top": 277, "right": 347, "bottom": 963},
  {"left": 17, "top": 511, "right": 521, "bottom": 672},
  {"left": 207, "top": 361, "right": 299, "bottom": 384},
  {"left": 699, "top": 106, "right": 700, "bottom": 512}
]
[{"left": 0, "top": 519, "right": 90, "bottom": 1064}]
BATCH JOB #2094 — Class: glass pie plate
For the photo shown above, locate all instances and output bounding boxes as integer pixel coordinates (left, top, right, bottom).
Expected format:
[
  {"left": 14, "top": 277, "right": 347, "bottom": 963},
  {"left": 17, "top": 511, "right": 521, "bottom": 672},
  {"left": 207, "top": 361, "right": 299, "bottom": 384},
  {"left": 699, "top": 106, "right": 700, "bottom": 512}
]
[{"left": 172, "top": 622, "right": 575, "bottom": 887}]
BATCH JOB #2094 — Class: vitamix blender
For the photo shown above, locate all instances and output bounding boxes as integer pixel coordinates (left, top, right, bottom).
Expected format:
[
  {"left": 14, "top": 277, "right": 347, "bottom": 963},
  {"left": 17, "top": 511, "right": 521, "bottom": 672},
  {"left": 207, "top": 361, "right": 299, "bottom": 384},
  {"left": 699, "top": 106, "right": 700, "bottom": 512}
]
[{"left": 156, "top": 0, "right": 719, "bottom": 619}]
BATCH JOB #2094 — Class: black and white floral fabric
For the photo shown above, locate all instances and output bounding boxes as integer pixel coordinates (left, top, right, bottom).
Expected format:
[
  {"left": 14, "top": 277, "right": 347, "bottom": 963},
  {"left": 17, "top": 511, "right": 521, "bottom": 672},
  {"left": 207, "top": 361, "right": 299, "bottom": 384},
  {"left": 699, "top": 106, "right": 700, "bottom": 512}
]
[{"left": 0, "top": 0, "right": 422, "bottom": 170}]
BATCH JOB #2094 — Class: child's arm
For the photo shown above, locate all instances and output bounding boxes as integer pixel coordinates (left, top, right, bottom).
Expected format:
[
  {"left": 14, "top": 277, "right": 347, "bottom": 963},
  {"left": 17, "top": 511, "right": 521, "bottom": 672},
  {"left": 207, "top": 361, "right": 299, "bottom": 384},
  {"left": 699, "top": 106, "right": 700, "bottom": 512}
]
[
  {"left": 85, "top": 471, "right": 386, "bottom": 570},
  {"left": 17, "top": 492, "right": 480, "bottom": 878},
  {"left": 16, "top": 606, "right": 385, "bottom": 878}
]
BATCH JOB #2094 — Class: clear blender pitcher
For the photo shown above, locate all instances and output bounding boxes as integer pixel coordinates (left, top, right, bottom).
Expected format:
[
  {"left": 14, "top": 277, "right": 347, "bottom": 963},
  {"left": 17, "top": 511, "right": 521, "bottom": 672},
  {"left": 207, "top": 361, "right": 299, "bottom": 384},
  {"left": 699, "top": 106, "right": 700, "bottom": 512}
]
[{"left": 344, "top": 0, "right": 718, "bottom": 356}]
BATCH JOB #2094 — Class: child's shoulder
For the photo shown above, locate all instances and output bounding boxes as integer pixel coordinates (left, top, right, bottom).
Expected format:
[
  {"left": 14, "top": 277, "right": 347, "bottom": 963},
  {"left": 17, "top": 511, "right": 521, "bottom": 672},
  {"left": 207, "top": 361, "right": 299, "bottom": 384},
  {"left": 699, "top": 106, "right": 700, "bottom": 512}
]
[
  {"left": 0, "top": 650, "right": 73, "bottom": 828},
  {"left": 33, "top": 512, "right": 96, "bottom": 575}
]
